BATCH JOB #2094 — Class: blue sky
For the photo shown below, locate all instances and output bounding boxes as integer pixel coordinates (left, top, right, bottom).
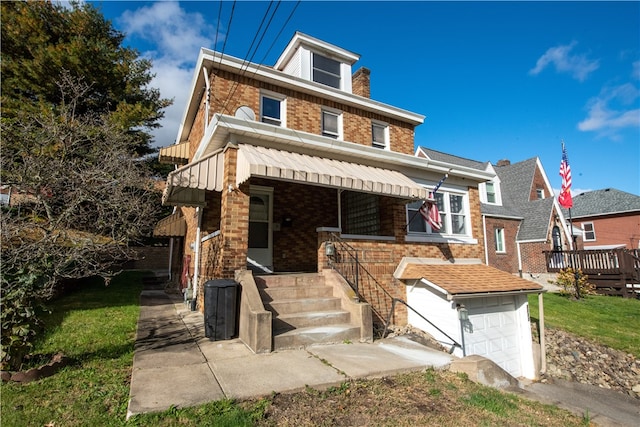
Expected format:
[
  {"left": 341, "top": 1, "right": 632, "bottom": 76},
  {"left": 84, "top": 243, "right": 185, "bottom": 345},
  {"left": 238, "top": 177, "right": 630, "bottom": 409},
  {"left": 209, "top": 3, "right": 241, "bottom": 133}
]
[{"left": 87, "top": 1, "right": 640, "bottom": 196}]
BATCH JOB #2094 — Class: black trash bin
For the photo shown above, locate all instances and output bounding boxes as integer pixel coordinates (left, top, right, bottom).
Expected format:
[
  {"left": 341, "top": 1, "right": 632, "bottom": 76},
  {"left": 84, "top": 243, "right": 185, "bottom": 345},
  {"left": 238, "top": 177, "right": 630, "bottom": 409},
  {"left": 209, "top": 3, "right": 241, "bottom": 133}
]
[{"left": 204, "top": 279, "right": 238, "bottom": 340}]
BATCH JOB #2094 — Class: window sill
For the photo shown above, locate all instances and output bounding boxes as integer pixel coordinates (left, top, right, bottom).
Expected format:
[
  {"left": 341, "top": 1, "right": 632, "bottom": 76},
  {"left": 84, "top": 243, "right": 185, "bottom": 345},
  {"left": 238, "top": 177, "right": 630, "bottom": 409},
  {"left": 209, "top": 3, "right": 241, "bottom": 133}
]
[
  {"left": 405, "top": 234, "right": 478, "bottom": 245},
  {"left": 340, "top": 234, "right": 396, "bottom": 241}
]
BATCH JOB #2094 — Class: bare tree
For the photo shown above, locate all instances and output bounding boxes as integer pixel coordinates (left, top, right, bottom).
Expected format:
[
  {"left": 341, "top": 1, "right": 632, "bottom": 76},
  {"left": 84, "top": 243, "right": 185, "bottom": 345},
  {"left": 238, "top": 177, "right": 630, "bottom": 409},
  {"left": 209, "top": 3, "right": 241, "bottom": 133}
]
[{"left": 1, "top": 77, "right": 162, "bottom": 369}]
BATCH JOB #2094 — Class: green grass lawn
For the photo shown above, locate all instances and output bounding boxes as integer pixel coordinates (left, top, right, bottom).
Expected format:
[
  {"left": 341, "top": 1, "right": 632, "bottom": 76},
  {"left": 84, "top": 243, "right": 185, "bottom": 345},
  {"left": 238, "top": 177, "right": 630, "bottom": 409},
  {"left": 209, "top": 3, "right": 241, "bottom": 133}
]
[
  {"left": 2, "top": 272, "right": 145, "bottom": 426},
  {"left": 528, "top": 292, "right": 640, "bottom": 357},
  {"left": 4, "top": 272, "right": 628, "bottom": 425}
]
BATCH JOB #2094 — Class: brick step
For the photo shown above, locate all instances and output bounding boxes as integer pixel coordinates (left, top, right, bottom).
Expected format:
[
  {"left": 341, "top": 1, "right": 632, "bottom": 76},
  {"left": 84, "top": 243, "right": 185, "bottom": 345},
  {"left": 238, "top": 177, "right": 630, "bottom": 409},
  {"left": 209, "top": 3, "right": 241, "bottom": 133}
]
[
  {"left": 273, "top": 324, "right": 361, "bottom": 350},
  {"left": 273, "top": 310, "right": 351, "bottom": 331},
  {"left": 265, "top": 297, "right": 341, "bottom": 316},
  {"left": 259, "top": 285, "right": 333, "bottom": 301}
]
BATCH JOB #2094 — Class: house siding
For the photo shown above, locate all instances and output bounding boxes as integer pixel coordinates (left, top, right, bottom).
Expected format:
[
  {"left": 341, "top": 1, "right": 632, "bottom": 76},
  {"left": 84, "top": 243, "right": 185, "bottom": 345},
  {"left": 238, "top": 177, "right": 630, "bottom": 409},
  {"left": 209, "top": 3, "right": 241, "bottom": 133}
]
[{"left": 520, "top": 241, "right": 549, "bottom": 274}]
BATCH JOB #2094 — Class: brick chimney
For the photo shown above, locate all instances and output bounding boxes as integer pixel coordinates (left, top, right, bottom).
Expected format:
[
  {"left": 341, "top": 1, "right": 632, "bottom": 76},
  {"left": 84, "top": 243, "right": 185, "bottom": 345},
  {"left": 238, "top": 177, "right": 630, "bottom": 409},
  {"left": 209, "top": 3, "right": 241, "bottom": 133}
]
[
  {"left": 497, "top": 159, "right": 511, "bottom": 166},
  {"left": 352, "top": 67, "right": 370, "bottom": 98}
]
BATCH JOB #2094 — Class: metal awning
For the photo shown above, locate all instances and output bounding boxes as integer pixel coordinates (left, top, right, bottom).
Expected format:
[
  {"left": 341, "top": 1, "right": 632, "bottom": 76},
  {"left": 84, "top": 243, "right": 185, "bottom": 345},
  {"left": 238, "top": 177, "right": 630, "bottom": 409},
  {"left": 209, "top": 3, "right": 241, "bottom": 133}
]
[
  {"left": 236, "top": 144, "right": 428, "bottom": 199},
  {"left": 159, "top": 141, "right": 190, "bottom": 165},
  {"left": 162, "top": 144, "right": 429, "bottom": 206},
  {"left": 162, "top": 149, "right": 225, "bottom": 206},
  {"left": 153, "top": 212, "right": 186, "bottom": 237}
]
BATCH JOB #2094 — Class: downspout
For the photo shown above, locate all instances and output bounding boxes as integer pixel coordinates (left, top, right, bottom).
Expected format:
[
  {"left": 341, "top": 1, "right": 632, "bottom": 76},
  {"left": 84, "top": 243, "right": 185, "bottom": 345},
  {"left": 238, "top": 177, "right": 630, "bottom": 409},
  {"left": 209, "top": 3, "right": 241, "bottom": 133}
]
[
  {"left": 168, "top": 238, "right": 174, "bottom": 281},
  {"left": 192, "top": 207, "right": 203, "bottom": 305},
  {"left": 517, "top": 241, "right": 523, "bottom": 278},
  {"left": 482, "top": 215, "right": 489, "bottom": 265}
]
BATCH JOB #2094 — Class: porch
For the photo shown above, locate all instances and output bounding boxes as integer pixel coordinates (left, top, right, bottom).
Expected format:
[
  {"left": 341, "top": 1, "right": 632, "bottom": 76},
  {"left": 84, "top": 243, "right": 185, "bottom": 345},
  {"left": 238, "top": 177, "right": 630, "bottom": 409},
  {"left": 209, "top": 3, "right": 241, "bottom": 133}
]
[{"left": 543, "top": 248, "right": 640, "bottom": 297}]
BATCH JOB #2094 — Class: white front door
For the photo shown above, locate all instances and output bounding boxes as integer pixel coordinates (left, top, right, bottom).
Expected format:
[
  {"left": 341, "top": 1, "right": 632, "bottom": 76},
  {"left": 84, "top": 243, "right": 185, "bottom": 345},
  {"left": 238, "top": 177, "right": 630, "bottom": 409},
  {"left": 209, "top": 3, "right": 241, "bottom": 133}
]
[{"left": 247, "top": 186, "right": 273, "bottom": 271}]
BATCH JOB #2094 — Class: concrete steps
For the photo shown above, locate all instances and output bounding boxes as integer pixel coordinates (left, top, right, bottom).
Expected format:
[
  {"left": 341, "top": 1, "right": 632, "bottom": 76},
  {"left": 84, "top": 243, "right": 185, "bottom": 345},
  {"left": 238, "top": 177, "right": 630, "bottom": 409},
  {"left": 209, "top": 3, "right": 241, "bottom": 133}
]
[{"left": 256, "top": 274, "right": 361, "bottom": 349}]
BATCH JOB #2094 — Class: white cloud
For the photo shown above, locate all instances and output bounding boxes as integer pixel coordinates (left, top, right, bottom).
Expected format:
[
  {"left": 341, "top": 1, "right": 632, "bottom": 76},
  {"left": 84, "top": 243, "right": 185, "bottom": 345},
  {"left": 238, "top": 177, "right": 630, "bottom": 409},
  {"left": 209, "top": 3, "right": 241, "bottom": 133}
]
[
  {"left": 578, "top": 83, "right": 640, "bottom": 134},
  {"left": 117, "top": 2, "right": 219, "bottom": 148},
  {"left": 529, "top": 41, "right": 599, "bottom": 82}
]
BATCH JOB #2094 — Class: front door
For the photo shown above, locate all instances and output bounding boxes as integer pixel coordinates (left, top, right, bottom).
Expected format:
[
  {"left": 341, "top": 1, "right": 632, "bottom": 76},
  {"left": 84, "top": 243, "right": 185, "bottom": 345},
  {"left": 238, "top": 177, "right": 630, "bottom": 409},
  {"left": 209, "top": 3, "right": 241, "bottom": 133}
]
[{"left": 247, "top": 186, "right": 273, "bottom": 272}]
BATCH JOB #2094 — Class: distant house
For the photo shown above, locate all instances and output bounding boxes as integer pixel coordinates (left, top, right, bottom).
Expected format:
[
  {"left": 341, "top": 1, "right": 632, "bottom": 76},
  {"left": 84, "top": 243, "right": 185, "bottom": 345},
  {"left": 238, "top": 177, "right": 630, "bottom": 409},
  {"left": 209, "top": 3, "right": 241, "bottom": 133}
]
[
  {"left": 415, "top": 150, "right": 572, "bottom": 277},
  {"left": 561, "top": 188, "right": 640, "bottom": 250}
]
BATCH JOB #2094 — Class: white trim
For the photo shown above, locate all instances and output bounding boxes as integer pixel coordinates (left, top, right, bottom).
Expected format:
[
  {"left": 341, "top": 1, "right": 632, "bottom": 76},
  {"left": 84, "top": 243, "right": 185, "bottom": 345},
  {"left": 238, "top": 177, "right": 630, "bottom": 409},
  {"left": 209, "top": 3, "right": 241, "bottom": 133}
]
[{"left": 405, "top": 235, "right": 478, "bottom": 245}]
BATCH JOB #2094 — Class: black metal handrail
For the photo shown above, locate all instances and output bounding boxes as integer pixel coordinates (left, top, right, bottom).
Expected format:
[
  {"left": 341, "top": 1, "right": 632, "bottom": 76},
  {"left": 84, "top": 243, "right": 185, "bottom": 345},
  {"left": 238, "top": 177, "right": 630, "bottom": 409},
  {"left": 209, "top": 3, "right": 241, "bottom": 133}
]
[{"left": 326, "top": 233, "right": 463, "bottom": 351}]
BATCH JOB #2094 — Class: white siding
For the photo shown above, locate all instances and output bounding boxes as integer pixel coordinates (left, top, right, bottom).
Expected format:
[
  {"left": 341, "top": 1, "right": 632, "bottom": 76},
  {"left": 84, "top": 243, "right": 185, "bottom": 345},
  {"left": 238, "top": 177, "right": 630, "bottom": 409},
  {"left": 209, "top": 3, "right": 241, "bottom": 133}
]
[{"left": 282, "top": 48, "right": 302, "bottom": 78}]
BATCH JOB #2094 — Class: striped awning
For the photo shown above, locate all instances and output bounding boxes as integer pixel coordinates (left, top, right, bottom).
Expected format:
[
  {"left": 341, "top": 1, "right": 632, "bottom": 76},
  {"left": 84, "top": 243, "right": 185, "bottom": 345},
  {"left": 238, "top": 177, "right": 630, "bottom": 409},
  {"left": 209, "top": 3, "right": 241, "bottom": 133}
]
[
  {"left": 162, "top": 149, "right": 225, "bottom": 206},
  {"left": 162, "top": 144, "right": 429, "bottom": 206},
  {"left": 236, "top": 144, "right": 428, "bottom": 199},
  {"left": 159, "top": 141, "right": 190, "bottom": 165},
  {"left": 153, "top": 212, "right": 186, "bottom": 237}
]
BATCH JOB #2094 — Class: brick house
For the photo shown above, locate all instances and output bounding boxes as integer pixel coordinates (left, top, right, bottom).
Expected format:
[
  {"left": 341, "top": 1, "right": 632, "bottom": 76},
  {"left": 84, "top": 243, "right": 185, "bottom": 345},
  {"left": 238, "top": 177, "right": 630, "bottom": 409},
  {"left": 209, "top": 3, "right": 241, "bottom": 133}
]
[
  {"left": 155, "top": 33, "right": 543, "bottom": 379},
  {"left": 561, "top": 188, "right": 640, "bottom": 250}
]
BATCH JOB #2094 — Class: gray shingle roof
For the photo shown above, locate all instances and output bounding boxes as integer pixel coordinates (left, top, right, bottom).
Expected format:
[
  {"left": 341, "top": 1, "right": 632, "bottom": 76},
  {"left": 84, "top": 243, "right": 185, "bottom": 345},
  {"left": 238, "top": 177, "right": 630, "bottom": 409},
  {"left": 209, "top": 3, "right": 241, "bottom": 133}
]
[
  {"left": 561, "top": 188, "right": 640, "bottom": 218},
  {"left": 481, "top": 157, "right": 553, "bottom": 241}
]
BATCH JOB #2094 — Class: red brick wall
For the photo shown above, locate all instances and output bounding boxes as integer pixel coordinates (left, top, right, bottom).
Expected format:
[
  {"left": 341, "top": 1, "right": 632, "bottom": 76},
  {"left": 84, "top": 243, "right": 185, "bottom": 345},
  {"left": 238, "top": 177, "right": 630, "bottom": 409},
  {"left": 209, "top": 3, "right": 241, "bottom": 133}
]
[
  {"left": 578, "top": 213, "right": 640, "bottom": 249},
  {"left": 185, "top": 69, "right": 419, "bottom": 155},
  {"left": 530, "top": 163, "right": 549, "bottom": 201},
  {"left": 485, "top": 217, "right": 521, "bottom": 273},
  {"left": 520, "top": 241, "right": 549, "bottom": 273}
]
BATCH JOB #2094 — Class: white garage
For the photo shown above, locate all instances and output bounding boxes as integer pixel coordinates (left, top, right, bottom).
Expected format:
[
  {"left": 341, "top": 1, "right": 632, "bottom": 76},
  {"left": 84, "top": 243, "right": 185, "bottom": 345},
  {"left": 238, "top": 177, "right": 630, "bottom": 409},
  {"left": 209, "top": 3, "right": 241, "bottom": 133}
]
[{"left": 394, "top": 258, "right": 544, "bottom": 379}]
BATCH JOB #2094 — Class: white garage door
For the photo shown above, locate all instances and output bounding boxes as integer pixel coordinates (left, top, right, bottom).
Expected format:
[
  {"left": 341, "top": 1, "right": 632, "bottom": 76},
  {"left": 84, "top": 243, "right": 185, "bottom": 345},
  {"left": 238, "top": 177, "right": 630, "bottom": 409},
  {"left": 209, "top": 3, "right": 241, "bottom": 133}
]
[{"left": 463, "top": 296, "right": 522, "bottom": 377}]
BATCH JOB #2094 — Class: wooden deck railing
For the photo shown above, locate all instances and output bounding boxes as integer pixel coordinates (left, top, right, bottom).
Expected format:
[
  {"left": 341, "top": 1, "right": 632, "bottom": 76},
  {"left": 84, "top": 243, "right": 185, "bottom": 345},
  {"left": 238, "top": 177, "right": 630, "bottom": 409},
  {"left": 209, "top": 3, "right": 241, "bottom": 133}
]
[{"left": 543, "top": 248, "right": 640, "bottom": 297}]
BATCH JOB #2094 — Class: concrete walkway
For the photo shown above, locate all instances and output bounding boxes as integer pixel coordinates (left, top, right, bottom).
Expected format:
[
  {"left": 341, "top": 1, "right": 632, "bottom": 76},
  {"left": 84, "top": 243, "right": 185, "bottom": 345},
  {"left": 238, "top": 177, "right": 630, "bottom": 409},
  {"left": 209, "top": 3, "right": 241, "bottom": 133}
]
[{"left": 127, "top": 283, "right": 639, "bottom": 426}]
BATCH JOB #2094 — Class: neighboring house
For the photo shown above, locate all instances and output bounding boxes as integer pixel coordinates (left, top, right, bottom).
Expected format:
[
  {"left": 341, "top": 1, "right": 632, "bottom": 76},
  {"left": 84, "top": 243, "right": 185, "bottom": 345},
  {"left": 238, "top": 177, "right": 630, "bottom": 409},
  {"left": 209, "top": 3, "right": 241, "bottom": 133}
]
[
  {"left": 561, "top": 188, "right": 640, "bottom": 250},
  {"left": 415, "top": 150, "right": 572, "bottom": 277},
  {"left": 155, "top": 32, "right": 542, "bottom": 379}
]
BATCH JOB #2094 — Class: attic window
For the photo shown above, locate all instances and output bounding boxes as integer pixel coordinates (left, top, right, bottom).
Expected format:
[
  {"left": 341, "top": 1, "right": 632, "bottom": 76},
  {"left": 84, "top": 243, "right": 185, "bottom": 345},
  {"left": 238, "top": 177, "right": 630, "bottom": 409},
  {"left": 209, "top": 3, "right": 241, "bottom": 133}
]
[{"left": 313, "top": 53, "right": 341, "bottom": 89}]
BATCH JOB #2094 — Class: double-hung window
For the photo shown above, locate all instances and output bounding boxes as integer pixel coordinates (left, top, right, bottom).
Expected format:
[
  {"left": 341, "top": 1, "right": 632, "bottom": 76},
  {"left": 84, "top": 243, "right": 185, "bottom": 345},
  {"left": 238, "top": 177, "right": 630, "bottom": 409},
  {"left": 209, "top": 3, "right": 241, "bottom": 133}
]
[
  {"left": 582, "top": 222, "right": 596, "bottom": 241},
  {"left": 485, "top": 182, "right": 497, "bottom": 203},
  {"left": 407, "top": 190, "right": 470, "bottom": 236},
  {"left": 372, "top": 122, "right": 388, "bottom": 149},
  {"left": 260, "top": 92, "right": 285, "bottom": 127},
  {"left": 312, "top": 53, "right": 341, "bottom": 89},
  {"left": 322, "top": 109, "right": 341, "bottom": 139}
]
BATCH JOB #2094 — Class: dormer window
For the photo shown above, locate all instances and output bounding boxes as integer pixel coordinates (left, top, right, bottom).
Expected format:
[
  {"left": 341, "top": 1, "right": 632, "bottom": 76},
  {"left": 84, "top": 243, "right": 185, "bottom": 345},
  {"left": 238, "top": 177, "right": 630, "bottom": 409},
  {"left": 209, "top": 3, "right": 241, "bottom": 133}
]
[
  {"left": 480, "top": 179, "right": 502, "bottom": 205},
  {"left": 486, "top": 182, "right": 497, "bottom": 203},
  {"left": 536, "top": 188, "right": 545, "bottom": 199},
  {"left": 312, "top": 53, "right": 341, "bottom": 89}
]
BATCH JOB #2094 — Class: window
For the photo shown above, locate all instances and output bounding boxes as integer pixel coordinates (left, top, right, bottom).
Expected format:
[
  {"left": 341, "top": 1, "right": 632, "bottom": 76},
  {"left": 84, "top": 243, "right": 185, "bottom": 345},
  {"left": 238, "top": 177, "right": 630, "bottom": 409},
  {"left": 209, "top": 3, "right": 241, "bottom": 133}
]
[
  {"left": 322, "top": 109, "right": 341, "bottom": 139},
  {"left": 536, "top": 188, "right": 545, "bottom": 199},
  {"left": 372, "top": 122, "right": 388, "bottom": 149},
  {"left": 342, "top": 192, "right": 380, "bottom": 235},
  {"left": 495, "top": 228, "right": 505, "bottom": 252},
  {"left": 485, "top": 182, "right": 497, "bottom": 203},
  {"left": 313, "top": 53, "right": 341, "bottom": 89},
  {"left": 582, "top": 222, "right": 596, "bottom": 241},
  {"left": 407, "top": 190, "right": 470, "bottom": 236},
  {"left": 260, "top": 93, "right": 285, "bottom": 127}
]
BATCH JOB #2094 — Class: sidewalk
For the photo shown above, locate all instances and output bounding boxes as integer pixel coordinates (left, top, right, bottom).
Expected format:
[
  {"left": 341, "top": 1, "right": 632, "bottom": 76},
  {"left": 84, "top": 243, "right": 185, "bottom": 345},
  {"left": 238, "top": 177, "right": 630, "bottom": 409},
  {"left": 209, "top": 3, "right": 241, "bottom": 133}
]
[
  {"left": 127, "top": 283, "right": 639, "bottom": 426},
  {"left": 127, "top": 284, "right": 454, "bottom": 418}
]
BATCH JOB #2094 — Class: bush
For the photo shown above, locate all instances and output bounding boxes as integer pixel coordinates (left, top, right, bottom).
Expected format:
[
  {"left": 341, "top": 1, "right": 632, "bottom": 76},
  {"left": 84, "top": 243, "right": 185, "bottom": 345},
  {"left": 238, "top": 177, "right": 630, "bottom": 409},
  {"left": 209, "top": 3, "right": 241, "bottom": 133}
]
[{"left": 550, "top": 268, "right": 596, "bottom": 298}]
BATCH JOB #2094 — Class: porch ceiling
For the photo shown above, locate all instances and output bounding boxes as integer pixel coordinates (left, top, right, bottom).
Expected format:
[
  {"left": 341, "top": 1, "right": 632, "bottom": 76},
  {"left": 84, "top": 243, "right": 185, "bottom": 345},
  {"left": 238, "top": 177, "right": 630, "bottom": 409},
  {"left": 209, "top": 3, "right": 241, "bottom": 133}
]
[{"left": 236, "top": 144, "right": 429, "bottom": 199}]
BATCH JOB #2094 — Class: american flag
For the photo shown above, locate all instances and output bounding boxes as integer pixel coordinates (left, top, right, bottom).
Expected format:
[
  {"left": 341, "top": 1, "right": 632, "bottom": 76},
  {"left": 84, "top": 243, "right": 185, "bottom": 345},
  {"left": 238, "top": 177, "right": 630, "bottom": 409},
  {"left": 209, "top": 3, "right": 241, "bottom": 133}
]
[
  {"left": 558, "top": 142, "right": 573, "bottom": 209},
  {"left": 419, "top": 193, "right": 442, "bottom": 231}
]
